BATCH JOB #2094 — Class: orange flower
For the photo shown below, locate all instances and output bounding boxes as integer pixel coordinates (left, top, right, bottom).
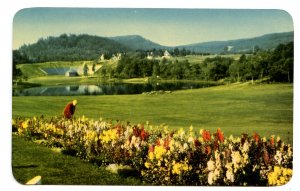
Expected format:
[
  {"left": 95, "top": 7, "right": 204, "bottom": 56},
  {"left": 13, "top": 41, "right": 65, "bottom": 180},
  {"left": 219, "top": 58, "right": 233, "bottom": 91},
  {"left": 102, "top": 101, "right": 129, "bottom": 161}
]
[
  {"left": 215, "top": 128, "right": 224, "bottom": 143},
  {"left": 140, "top": 128, "right": 149, "bottom": 141},
  {"left": 205, "top": 145, "right": 212, "bottom": 155},
  {"left": 163, "top": 136, "right": 170, "bottom": 149},
  {"left": 253, "top": 132, "right": 260, "bottom": 144},
  {"left": 270, "top": 135, "right": 275, "bottom": 146},
  {"left": 202, "top": 130, "right": 211, "bottom": 142},
  {"left": 149, "top": 145, "right": 154, "bottom": 153}
]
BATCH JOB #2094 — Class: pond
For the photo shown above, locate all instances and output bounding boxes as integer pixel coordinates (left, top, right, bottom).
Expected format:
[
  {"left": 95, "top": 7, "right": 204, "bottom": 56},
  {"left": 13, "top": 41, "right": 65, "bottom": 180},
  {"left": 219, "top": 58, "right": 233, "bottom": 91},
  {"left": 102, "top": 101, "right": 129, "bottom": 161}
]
[{"left": 12, "top": 82, "right": 221, "bottom": 96}]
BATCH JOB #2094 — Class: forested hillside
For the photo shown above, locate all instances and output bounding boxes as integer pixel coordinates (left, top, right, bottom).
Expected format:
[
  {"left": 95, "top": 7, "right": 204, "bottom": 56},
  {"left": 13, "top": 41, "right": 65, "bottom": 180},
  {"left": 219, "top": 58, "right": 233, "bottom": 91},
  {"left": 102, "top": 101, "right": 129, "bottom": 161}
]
[
  {"left": 18, "top": 34, "right": 130, "bottom": 62},
  {"left": 110, "top": 35, "right": 169, "bottom": 50},
  {"left": 179, "top": 31, "right": 293, "bottom": 53}
]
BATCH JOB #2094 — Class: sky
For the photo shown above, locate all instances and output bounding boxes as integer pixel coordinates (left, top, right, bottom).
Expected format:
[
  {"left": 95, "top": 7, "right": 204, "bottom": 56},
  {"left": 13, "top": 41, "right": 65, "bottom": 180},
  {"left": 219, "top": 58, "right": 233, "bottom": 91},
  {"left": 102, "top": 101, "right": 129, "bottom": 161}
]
[{"left": 13, "top": 8, "right": 293, "bottom": 49}]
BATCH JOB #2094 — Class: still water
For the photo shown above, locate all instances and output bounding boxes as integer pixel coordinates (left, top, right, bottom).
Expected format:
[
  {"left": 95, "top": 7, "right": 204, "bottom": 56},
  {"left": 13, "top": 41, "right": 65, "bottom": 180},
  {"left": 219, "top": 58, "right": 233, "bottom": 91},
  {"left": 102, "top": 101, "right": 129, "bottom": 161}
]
[{"left": 13, "top": 82, "right": 220, "bottom": 96}]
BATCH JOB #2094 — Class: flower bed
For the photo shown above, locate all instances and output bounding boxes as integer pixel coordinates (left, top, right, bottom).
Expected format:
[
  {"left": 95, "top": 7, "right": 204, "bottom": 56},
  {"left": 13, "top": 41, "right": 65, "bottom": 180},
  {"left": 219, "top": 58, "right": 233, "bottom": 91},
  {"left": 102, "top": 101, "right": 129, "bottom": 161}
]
[{"left": 12, "top": 116, "right": 293, "bottom": 186}]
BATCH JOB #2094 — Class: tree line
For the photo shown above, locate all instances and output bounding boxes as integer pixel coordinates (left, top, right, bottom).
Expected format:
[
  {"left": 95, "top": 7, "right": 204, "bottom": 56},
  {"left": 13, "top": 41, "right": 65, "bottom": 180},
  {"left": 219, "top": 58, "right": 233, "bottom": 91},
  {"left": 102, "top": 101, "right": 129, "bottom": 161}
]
[
  {"left": 16, "top": 34, "right": 129, "bottom": 62},
  {"left": 100, "top": 42, "right": 293, "bottom": 83}
]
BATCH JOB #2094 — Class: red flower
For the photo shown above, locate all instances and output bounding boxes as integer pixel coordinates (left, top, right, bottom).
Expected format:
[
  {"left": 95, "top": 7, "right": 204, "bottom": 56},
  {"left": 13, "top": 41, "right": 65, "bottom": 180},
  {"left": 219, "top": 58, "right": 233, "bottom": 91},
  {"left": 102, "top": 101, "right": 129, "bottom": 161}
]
[
  {"left": 270, "top": 136, "right": 275, "bottom": 146},
  {"left": 205, "top": 145, "right": 212, "bottom": 155},
  {"left": 149, "top": 145, "right": 154, "bottom": 153},
  {"left": 214, "top": 140, "right": 219, "bottom": 151},
  {"left": 163, "top": 136, "right": 171, "bottom": 150},
  {"left": 140, "top": 128, "right": 149, "bottom": 141},
  {"left": 263, "top": 149, "right": 270, "bottom": 165},
  {"left": 133, "top": 126, "right": 140, "bottom": 137},
  {"left": 215, "top": 128, "right": 224, "bottom": 143},
  {"left": 202, "top": 130, "right": 211, "bottom": 142},
  {"left": 115, "top": 123, "right": 123, "bottom": 136},
  {"left": 253, "top": 132, "right": 260, "bottom": 144},
  {"left": 156, "top": 139, "right": 161, "bottom": 146}
]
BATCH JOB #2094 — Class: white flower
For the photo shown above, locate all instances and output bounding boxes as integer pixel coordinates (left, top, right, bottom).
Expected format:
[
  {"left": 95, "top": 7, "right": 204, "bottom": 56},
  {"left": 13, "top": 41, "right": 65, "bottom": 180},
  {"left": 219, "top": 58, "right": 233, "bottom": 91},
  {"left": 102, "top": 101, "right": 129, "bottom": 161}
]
[
  {"left": 229, "top": 135, "right": 234, "bottom": 142},
  {"left": 130, "top": 136, "right": 137, "bottom": 148},
  {"left": 277, "top": 136, "right": 281, "bottom": 142},
  {"left": 106, "top": 164, "right": 119, "bottom": 174},
  {"left": 183, "top": 143, "right": 189, "bottom": 150},
  {"left": 242, "top": 141, "right": 250, "bottom": 153},
  {"left": 213, "top": 169, "right": 220, "bottom": 177},
  {"left": 188, "top": 136, "right": 194, "bottom": 143},
  {"left": 242, "top": 153, "right": 249, "bottom": 165},
  {"left": 226, "top": 169, "right": 234, "bottom": 183},
  {"left": 208, "top": 171, "right": 214, "bottom": 185},
  {"left": 274, "top": 150, "right": 283, "bottom": 165},
  {"left": 231, "top": 151, "right": 242, "bottom": 170},
  {"left": 207, "top": 160, "right": 215, "bottom": 171}
]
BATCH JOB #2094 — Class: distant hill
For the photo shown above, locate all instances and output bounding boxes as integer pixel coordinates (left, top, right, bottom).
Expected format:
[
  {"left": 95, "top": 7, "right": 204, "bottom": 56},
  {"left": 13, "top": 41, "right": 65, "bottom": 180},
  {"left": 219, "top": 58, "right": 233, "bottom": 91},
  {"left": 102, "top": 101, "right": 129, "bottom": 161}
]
[
  {"left": 110, "top": 35, "right": 169, "bottom": 50},
  {"left": 18, "top": 34, "right": 130, "bottom": 62},
  {"left": 179, "top": 31, "right": 294, "bottom": 53},
  {"left": 17, "top": 31, "right": 293, "bottom": 62}
]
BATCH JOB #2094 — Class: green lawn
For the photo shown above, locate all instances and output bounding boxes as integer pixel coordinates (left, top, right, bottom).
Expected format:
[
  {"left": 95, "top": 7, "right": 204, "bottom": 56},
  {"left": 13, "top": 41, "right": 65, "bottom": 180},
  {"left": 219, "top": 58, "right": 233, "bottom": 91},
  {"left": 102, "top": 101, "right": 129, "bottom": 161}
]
[
  {"left": 12, "top": 135, "right": 142, "bottom": 185},
  {"left": 12, "top": 83, "right": 293, "bottom": 143}
]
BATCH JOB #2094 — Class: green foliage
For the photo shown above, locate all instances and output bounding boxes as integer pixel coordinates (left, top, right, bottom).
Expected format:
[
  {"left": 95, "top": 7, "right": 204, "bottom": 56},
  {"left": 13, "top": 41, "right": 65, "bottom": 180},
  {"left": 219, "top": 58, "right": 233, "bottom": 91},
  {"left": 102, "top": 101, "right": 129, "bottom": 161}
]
[
  {"left": 98, "top": 42, "right": 293, "bottom": 83},
  {"left": 13, "top": 50, "right": 26, "bottom": 81},
  {"left": 18, "top": 34, "right": 129, "bottom": 62},
  {"left": 83, "top": 63, "right": 88, "bottom": 76}
]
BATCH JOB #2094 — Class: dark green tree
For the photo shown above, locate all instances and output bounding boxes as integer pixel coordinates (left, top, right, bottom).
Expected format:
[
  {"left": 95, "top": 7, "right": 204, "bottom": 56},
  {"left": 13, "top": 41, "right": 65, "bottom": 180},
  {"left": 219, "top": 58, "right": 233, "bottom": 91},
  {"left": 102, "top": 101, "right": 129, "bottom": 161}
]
[{"left": 83, "top": 63, "right": 89, "bottom": 76}]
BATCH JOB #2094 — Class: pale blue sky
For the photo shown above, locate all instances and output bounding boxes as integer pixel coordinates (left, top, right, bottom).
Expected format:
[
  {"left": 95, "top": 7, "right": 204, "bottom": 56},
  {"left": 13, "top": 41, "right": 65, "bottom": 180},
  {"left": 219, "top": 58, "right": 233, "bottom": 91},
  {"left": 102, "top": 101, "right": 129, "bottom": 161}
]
[{"left": 13, "top": 8, "right": 293, "bottom": 49}]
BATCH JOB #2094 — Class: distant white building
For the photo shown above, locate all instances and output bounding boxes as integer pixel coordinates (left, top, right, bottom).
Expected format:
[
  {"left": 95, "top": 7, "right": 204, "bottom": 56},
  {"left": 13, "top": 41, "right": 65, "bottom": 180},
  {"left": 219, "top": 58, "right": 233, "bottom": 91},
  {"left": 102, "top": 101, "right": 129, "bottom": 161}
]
[
  {"left": 225, "top": 46, "right": 234, "bottom": 52},
  {"left": 111, "top": 53, "right": 122, "bottom": 60},
  {"left": 163, "top": 50, "right": 171, "bottom": 58},
  {"left": 147, "top": 52, "right": 154, "bottom": 60},
  {"left": 65, "top": 68, "right": 79, "bottom": 77},
  {"left": 100, "top": 54, "right": 105, "bottom": 61}
]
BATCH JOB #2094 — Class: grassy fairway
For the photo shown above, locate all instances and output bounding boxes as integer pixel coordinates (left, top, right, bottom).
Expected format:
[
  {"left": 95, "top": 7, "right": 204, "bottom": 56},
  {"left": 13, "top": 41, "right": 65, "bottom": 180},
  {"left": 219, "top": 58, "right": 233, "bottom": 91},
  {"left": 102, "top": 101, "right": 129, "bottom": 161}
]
[
  {"left": 12, "top": 136, "right": 142, "bottom": 185},
  {"left": 12, "top": 83, "right": 293, "bottom": 143}
]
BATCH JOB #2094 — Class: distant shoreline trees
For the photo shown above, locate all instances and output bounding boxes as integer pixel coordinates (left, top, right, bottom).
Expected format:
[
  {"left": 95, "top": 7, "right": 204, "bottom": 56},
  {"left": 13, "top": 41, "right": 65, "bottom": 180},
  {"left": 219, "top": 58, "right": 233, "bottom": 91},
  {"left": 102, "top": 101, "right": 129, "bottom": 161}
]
[{"left": 100, "top": 42, "right": 293, "bottom": 83}]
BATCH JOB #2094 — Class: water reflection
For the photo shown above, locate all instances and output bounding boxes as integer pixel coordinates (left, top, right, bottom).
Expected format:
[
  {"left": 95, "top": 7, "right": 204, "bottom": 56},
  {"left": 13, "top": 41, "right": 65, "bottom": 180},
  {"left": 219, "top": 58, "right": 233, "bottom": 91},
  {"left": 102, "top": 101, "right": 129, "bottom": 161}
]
[{"left": 13, "top": 82, "right": 220, "bottom": 96}]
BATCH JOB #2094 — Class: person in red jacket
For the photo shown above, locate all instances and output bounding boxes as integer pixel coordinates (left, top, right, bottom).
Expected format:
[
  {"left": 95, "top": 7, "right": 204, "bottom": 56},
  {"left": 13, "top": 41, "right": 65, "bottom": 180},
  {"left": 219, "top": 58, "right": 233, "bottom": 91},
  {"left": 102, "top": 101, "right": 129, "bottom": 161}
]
[{"left": 63, "top": 100, "right": 77, "bottom": 119}]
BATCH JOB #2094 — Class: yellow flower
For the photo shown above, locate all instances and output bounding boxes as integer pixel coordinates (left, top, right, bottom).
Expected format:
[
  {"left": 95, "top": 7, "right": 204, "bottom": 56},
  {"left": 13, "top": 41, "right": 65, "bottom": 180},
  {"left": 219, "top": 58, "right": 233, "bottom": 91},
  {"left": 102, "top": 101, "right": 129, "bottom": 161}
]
[
  {"left": 178, "top": 128, "right": 185, "bottom": 138},
  {"left": 18, "top": 128, "right": 23, "bottom": 134},
  {"left": 100, "top": 128, "right": 118, "bottom": 144},
  {"left": 189, "top": 125, "right": 193, "bottom": 132},
  {"left": 145, "top": 162, "right": 151, "bottom": 169},
  {"left": 148, "top": 152, "right": 154, "bottom": 160},
  {"left": 154, "top": 145, "right": 166, "bottom": 160},
  {"left": 199, "top": 129, "right": 204, "bottom": 135},
  {"left": 163, "top": 126, "right": 169, "bottom": 133},
  {"left": 172, "top": 163, "right": 181, "bottom": 175},
  {"left": 172, "top": 161, "right": 189, "bottom": 175},
  {"left": 274, "top": 166, "right": 280, "bottom": 174},
  {"left": 198, "top": 137, "right": 204, "bottom": 143},
  {"left": 268, "top": 166, "right": 293, "bottom": 186},
  {"left": 157, "top": 161, "right": 161, "bottom": 166},
  {"left": 22, "top": 121, "right": 28, "bottom": 129},
  {"left": 81, "top": 115, "right": 87, "bottom": 121}
]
